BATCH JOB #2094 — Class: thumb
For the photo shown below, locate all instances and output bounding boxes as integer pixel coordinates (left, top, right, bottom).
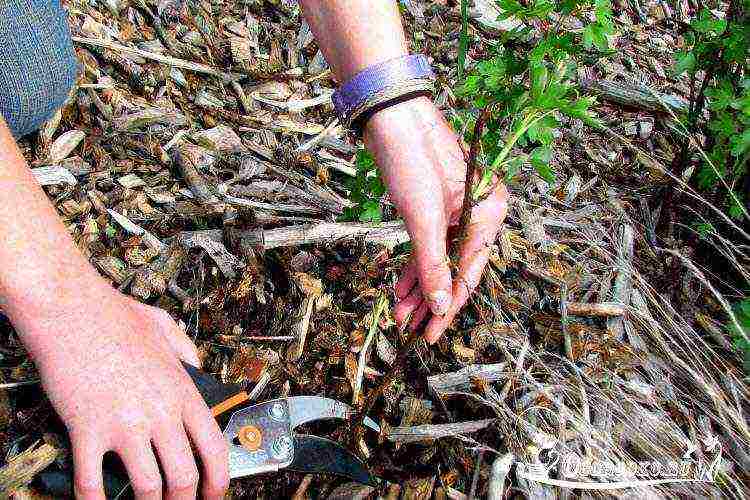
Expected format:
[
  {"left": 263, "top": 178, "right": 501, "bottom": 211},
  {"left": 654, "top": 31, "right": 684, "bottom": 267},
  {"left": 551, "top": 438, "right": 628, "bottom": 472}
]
[{"left": 404, "top": 207, "right": 453, "bottom": 316}]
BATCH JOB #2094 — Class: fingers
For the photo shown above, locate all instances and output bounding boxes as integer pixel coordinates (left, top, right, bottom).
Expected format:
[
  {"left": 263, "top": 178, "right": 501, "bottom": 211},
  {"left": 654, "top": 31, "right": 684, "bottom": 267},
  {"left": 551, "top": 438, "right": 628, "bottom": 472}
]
[
  {"left": 409, "top": 217, "right": 453, "bottom": 316},
  {"left": 117, "top": 436, "right": 162, "bottom": 500},
  {"left": 395, "top": 259, "right": 418, "bottom": 300},
  {"left": 424, "top": 184, "right": 509, "bottom": 344},
  {"left": 408, "top": 302, "right": 431, "bottom": 332},
  {"left": 152, "top": 425, "right": 199, "bottom": 500},
  {"left": 184, "top": 404, "right": 230, "bottom": 500},
  {"left": 153, "top": 308, "right": 201, "bottom": 367},
  {"left": 396, "top": 183, "right": 454, "bottom": 316},
  {"left": 394, "top": 288, "right": 423, "bottom": 329},
  {"left": 71, "top": 433, "right": 106, "bottom": 500}
]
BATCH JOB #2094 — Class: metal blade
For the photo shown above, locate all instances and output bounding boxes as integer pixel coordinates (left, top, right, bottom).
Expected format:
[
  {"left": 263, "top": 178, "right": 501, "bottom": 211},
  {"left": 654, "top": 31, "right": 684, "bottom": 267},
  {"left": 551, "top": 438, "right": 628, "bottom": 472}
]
[
  {"left": 288, "top": 435, "right": 378, "bottom": 486},
  {"left": 287, "top": 396, "right": 380, "bottom": 433}
]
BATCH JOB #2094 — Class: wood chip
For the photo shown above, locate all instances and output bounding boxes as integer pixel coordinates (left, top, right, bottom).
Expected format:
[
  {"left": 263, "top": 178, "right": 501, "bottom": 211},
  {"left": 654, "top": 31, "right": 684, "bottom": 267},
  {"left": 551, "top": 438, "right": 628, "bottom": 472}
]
[
  {"left": 427, "top": 363, "right": 508, "bottom": 397},
  {"left": 31, "top": 166, "right": 77, "bottom": 186}
]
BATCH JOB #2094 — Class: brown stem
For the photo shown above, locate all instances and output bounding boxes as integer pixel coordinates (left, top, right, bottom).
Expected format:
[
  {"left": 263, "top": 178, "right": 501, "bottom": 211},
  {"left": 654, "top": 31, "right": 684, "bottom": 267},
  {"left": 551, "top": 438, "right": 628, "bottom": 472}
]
[
  {"left": 350, "top": 108, "right": 491, "bottom": 443},
  {"left": 456, "top": 109, "right": 491, "bottom": 249}
]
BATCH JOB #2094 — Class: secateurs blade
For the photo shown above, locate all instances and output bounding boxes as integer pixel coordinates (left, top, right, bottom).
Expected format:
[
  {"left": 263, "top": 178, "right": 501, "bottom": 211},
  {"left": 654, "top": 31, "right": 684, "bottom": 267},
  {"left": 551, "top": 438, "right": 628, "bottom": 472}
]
[
  {"left": 221, "top": 396, "right": 380, "bottom": 485},
  {"left": 182, "top": 363, "right": 381, "bottom": 485}
]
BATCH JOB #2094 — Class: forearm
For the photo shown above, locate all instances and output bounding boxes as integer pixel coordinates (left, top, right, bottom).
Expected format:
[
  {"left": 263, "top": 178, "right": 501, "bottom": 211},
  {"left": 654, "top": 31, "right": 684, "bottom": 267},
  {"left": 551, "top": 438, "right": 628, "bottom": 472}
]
[
  {"left": 299, "top": 0, "right": 409, "bottom": 81},
  {"left": 0, "top": 118, "right": 103, "bottom": 343}
]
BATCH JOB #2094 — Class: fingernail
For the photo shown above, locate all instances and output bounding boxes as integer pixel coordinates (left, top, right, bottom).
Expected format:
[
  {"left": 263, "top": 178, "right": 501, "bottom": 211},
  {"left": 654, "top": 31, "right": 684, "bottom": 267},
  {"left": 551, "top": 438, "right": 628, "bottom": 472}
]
[{"left": 427, "top": 291, "right": 450, "bottom": 316}]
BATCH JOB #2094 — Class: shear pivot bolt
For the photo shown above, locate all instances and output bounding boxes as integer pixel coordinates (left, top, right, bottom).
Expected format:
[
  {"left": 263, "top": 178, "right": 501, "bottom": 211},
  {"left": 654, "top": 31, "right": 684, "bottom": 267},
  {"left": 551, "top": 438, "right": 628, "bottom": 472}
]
[
  {"left": 269, "top": 402, "right": 285, "bottom": 421},
  {"left": 271, "top": 435, "right": 293, "bottom": 460},
  {"left": 237, "top": 425, "right": 262, "bottom": 452}
]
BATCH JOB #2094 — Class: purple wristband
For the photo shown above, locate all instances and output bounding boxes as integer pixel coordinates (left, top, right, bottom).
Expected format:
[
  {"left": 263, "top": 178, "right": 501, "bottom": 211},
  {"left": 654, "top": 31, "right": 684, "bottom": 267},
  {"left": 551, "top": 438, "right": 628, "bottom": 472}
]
[{"left": 332, "top": 54, "right": 435, "bottom": 127}]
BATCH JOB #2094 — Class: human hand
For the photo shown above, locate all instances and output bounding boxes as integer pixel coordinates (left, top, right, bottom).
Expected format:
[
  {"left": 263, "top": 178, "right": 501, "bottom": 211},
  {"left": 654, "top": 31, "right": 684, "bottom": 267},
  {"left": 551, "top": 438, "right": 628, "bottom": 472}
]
[
  {"left": 19, "top": 282, "right": 229, "bottom": 500},
  {"left": 364, "top": 97, "right": 509, "bottom": 344}
]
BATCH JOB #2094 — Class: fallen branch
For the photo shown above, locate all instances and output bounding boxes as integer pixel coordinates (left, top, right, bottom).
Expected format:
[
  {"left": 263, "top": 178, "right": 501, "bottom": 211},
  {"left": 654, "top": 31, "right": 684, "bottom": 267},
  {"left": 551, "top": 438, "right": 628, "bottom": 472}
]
[
  {"left": 581, "top": 79, "right": 689, "bottom": 114},
  {"left": 239, "top": 221, "right": 409, "bottom": 250},
  {"left": 386, "top": 419, "right": 495, "bottom": 444},
  {"left": 607, "top": 224, "right": 635, "bottom": 340}
]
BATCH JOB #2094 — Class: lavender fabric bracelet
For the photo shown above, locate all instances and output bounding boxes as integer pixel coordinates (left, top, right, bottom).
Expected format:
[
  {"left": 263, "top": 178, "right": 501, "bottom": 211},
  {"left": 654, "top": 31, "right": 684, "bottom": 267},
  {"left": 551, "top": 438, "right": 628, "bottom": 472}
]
[{"left": 332, "top": 54, "right": 436, "bottom": 131}]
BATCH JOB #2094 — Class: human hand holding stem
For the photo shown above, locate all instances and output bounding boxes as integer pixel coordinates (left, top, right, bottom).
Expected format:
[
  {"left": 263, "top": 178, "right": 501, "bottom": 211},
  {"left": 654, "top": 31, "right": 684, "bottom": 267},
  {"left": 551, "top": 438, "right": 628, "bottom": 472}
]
[{"left": 301, "top": 1, "right": 509, "bottom": 345}]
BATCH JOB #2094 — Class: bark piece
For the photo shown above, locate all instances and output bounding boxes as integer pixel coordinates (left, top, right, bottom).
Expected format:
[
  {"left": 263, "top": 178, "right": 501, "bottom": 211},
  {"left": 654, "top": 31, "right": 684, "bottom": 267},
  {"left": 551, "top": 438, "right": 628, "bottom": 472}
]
[
  {"left": 107, "top": 209, "right": 165, "bottom": 252},
  {"left": 31, "top": 166, "right": 77, "bottom": 186},
  {"left": 239, "top": 221, "right": 409, "bottom": 250},
  {"left": 565, "top": 301, "right": 626, "bottom": 317},
  {"left": 170, "top": 144, "right": 221, "bottom": 206},
  {"left": 581, "top": 79, "right": 689, "bottom": 113},
  {"left": 46, "top": 130, "right": 85, "bottom": 163},
  {"left": 179, "top": 231, "right": 243, "bottom": 278}
]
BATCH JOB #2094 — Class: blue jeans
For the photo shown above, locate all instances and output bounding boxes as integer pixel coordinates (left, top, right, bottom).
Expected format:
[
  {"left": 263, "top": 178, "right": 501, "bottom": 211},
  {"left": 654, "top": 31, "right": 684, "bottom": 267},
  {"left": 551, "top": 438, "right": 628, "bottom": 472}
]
[{"left": 0, "top": 0, "right": 78, "bottom": 137}]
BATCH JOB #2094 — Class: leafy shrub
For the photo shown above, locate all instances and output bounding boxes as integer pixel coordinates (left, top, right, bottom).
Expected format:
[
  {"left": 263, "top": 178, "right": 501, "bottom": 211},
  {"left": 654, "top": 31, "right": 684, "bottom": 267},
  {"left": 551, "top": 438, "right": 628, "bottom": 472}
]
[
  {"left": 674, "top": 5, "right": 749, "bottom": 219},
  {"left": 343, "top": 0, "right": 615, "bottom": 219},
  {"left": 455, "top": 0, "right": 612, "bottom": 195}
]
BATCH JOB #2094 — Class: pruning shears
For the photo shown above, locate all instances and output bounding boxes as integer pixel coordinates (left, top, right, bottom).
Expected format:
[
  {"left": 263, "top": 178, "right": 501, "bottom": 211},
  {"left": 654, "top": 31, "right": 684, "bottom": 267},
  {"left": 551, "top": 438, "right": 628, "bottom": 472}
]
[{"left": 38, "top": 363, "right": 380, "bottom": 497}]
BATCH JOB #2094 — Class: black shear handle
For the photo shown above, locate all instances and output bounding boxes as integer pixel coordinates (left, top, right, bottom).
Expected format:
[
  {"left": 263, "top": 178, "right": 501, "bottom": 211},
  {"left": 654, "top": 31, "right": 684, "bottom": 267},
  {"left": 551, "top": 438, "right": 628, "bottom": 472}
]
[
  {"left": 181, "top": 362, "right": 248, "bottom": 417},
  {"left": 36, "top": 364, "right": 246, "bottom": 498}
]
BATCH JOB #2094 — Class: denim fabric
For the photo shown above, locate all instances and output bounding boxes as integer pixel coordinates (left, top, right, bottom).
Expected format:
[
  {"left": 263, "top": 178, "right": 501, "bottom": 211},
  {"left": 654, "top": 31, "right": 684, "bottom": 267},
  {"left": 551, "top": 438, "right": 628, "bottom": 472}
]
[{"left": 0, "top": 0, "right": 78, "bottom": 137}]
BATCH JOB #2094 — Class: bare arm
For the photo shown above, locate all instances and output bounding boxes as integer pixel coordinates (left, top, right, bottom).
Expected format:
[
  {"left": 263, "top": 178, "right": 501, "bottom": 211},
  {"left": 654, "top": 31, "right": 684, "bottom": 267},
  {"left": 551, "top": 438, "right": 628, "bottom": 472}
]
[
  {"left": 298, "top": 1, "right": 408, "bottom": 80},
  {"left": 0, "top": 119, "right": 101, "bottom": 333},
  {"left": 0, "top": 117, "right": 229, "bottom": 500}
]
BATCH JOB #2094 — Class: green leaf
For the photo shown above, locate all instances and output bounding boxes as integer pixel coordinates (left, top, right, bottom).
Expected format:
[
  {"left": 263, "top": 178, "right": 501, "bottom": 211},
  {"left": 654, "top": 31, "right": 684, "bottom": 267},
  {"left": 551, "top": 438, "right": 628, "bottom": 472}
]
[
  {"left": 359, "top": 200, "right": 383, "bottom": 223},
  {"left": 530, "top": 146, "right": 554, "bottom": 183},
  {"left": 530, "top": 62, "right": 548, "bottom": 99},
  {"left": 369, "top": 177, "right": 386, "bottom": 198},
  {"left": 707, "top": 111, "right": 737, "bottom": 139},
  {"left": 673, "top": 51, "right": 696, "bottom": 76},
  {"left": 504, "top": 156, "right": 525, "bottom": 182},
  {"left": 530, "top": 146, "right": 552, "bottom": 166},
  {"left": 692, "top": 10, "right": 727, "bottom": 35},
  {"left": 591, "top": 25, "right": 609, "bottom": 50},
  {"left": 582, "top": 25, "right": 595, "bottom": 49},
  {"left": 728, "top": 194, "right": 745, "bottom": 220},
  {"left": 534, "top": 162, "right": 556, "bottom": 184},
  {"left": 730, "top": 129, "right": 750, "bottom": 157},
  {"left": 356, "top": 148, "right": 376, "bottom": 171},
  {"left": 706, "top": 81, "right": 736, "bottom": 111}
]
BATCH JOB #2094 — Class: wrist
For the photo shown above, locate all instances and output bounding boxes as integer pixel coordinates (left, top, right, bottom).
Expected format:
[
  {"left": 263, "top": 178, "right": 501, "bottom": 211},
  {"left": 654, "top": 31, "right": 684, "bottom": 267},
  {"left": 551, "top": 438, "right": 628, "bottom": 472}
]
[
  {"left": 363, "top": 96, "right": 434, "bottom": 145},
  {"left": 4, "top": 268, "right": 114, "bottom": 350}
]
